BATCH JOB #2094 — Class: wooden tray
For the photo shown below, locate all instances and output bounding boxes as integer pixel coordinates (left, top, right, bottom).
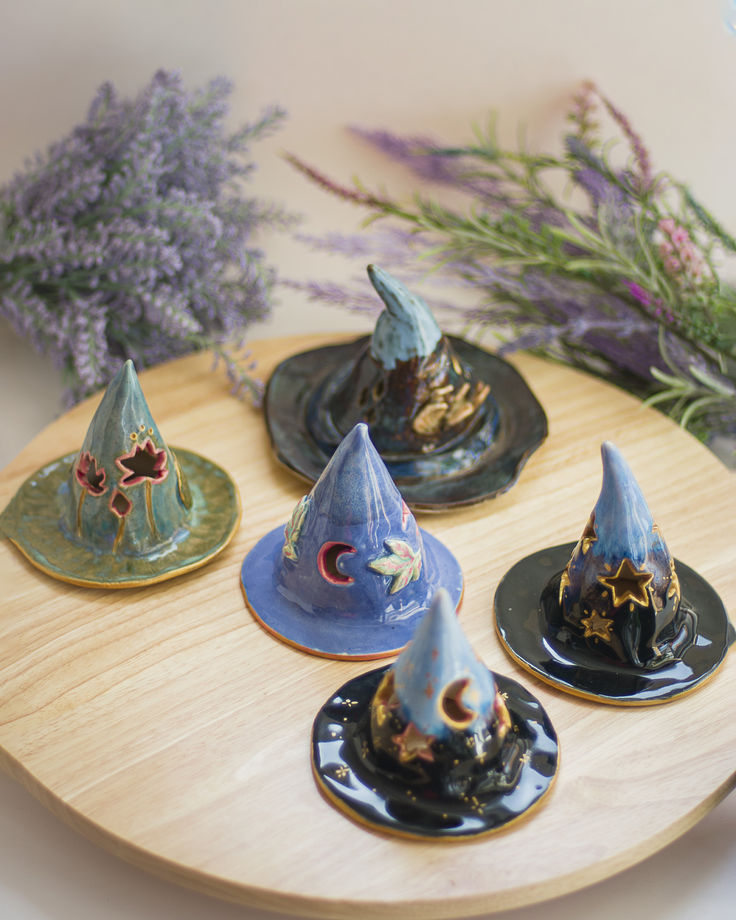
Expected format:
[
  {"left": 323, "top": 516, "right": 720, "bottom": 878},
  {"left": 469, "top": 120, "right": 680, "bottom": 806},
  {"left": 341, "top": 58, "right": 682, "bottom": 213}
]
[{"left": 0, "top": 334, "right": 734, "bottom": 919}]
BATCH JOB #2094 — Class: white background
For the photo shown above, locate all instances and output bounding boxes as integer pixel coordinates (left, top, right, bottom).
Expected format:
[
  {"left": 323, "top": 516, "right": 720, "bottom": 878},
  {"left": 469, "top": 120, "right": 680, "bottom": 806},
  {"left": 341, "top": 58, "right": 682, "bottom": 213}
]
[{"left": 0, "top": 2, "right": 734, "bottom": 919}]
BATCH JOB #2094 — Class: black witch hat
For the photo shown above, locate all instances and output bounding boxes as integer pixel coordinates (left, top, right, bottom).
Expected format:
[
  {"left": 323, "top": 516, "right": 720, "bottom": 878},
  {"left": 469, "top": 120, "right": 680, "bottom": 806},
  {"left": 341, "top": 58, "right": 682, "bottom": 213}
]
[
  {"left": 494, "top": 442, "right": 733, "bottom": 703},
  {"left": 265, "top": 265, "right": 547, "bottom": 509}
]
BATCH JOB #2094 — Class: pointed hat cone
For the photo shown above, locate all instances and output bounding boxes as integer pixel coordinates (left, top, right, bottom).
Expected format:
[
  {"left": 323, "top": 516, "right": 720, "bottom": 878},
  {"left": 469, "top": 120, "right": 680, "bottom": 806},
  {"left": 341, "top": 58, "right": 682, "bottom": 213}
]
[
  {"left": 392, "top": 588, "right": 496, "bottom": 739},
  {"left": 241, "top": 423, "right": 463, "bottom": 658},
  {"left": 66, "top": 360, "right": 188, "bottom": 555},
  {"left": 562, "top": 442, "right": 675, "bottom": 620},
  {"left": 368, "top": 264, "right": 442, "bottom": 368},
  {"left": 593, "top": 441, "right": 657, "bottom": 564}
]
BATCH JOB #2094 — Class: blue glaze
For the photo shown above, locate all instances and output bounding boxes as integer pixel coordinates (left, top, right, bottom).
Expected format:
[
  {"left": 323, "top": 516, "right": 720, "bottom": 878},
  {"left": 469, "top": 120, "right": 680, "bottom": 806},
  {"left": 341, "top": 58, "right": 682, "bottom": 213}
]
[
  {"left": 392, "top": 588, "right": 495, "bottom": 740},
  {"left": 64, "top": 360, "right": 188, "bottom": 556},
  {"left": 593, "top": 441, "right": 655, "bottom": 564},
  {"left": 367, "top": 265, "right": 442, "bottom": 369},
  {"left": 241, "top": 423, "right": 463, "bottom": 658},
  {"left": 558, "top": 442, "right": 682, "bottom": 670},
  {"left": 566, "top": 441, "right": 674, "bottom": 607}
]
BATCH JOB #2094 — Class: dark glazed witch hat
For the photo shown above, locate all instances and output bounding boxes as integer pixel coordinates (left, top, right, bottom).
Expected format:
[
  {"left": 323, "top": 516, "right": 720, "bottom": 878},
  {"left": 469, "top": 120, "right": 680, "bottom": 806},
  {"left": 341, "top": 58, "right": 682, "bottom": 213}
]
[
  {"left": 312, "top": 588, "right": 558, "bottom": 839},
  {"left": 240, "top": 423, "right": 463, "bottom": 659},
  {"left": 0, "top": 360, "right": 240, "bottom": 587},
  {"left": 494, "top": 442, "right": 733, "bottom": 704},
  {"left": 264, "top": 265, "right": 547, "bottom": 509}
]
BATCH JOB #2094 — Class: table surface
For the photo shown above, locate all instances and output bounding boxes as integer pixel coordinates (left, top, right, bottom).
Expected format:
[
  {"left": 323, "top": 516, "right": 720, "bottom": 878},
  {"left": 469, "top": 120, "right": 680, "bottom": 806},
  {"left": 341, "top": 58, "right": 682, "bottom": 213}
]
[{"left": 1, "top": 334, "right": 734, "bottom": 920}]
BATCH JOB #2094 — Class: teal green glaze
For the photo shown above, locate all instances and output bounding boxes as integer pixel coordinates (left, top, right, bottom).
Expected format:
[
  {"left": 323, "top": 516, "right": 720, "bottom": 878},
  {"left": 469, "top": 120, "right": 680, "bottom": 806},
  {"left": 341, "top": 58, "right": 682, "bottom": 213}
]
[
  {"left": 367, "top": 264, "right": 441, "bottom": 368},
  {"left": 0, "top": 448, "right": 240, "bottom": 587},
  {"left": 392, "top": 588, "right": 495, "bottom": 740},
  {"left": 0, "top": 359, "right": 241, "bottom": 587},
  {"left": 66, "top": 360, "right": 188, "bottom": 556}
]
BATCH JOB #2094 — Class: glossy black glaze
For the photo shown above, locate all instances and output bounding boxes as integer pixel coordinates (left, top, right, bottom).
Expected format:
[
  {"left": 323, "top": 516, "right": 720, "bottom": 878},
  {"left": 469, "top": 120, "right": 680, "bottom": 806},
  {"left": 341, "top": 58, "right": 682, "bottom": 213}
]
[
  {"left": 312, "top": 667, "right": 558, "bottom": 839},
  {"left": 494, "top": 543, "right": 734, "bottom": 704},
  {"left": 265, "top": 336, "right": 548, "bottom": 510}
]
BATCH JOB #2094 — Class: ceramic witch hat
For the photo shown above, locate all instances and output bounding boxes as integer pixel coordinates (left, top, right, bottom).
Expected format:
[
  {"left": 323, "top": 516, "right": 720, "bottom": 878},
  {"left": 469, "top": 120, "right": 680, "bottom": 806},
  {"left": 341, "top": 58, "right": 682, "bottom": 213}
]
[
  {"left": 0, "top": 360, "right": 240, "bottom": 588},
  {"left": 312, "top": 589, "right": 558, "bottom": 839},
  {"left": 240, "top": 423, "right": 463, "bottom": 658},
  {"left": 265, "top": 265, "right": 547, "bottom": 509},
  {"left": 494, "top": 442, "right": 734, "bottom": 704}
]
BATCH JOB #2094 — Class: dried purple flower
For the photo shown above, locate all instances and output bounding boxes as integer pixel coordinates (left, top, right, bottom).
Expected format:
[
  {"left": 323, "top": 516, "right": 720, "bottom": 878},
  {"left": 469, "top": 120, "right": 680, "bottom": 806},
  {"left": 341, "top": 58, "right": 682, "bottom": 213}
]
[{"left": 0, "top": 70, "right": 289, "bottom": 404}]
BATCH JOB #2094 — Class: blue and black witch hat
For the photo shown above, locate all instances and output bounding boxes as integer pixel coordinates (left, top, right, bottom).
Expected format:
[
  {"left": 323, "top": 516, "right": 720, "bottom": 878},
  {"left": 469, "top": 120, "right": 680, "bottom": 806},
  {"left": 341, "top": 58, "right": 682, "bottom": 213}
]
[
  {"left": 240, "top": 423, "right": 463, "bottom": 659},
  {"left": 265, "top": 265, "right": 547, "bottom": 509},
  {"left": 495, "top": 442, "right": 733, "bottom": 703},
  {"left": 0, "top": 360, "right": 240, "bottom": 587},
  {"left": 312, "top": 588, "right": 559, "bottom": 839}
]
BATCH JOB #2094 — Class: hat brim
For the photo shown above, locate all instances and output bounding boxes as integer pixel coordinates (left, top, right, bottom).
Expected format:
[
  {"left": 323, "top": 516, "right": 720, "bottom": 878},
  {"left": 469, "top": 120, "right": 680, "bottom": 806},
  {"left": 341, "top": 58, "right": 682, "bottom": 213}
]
[
  {"left": 0, "top": 448, "right": 241, "bottom": 588},
  {"left": 264, "top": 336, "right": 547, "bottom": 511},
  {"left": 241, "top": 526, "right": 463, "bottom": 660},
  {"left": 494, "top": 543, "right": 734, "bottom": 705},
  {"left": 312, "top": 665, "right": 558, "bottom": 840}
]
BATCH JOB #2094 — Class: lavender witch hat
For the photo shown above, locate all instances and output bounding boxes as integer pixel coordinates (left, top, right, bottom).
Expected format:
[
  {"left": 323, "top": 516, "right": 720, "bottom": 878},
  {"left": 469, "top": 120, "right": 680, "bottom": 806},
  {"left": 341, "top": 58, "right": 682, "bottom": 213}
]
[
  {"left": 495, "top": 442, "right": 733, "bottom": 704},
  {"left": 240, "top": 423, "right": 463, "bottom": 659},
  {"left": 312, "top": 589, "right": 559, "bottom": 839},
  {"left": 0, "top": 361, "right": 240, "bottom": 587},
  {"left": 265, "top": 265, "right": 547, "bottom": 509}
]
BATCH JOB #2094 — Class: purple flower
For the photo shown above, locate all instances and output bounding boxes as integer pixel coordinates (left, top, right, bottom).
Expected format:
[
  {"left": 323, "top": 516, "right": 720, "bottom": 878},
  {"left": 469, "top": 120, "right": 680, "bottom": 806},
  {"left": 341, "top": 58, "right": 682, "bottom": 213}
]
[{"left": 0, "top": 70, "right": 289, "bottom": 404}]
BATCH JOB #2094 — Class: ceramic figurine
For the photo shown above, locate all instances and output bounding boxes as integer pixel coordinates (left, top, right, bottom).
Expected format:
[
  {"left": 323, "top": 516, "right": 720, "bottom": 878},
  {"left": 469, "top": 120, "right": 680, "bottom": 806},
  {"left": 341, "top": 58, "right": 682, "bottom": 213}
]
[
  {"left": 240, "top": 423, "right": 463, "bottom": 659},
  {"left": 0, "top": 360, "right": 240, "bottom": 588},
  {"left": 494, "top": 441, "right": 734, "bottom": 704},
  {"left": 265, "top": 264, "right": 547, "bottom": 509},
  {"left": 312, "top": 588, "right": 558, "bottom": 839}
]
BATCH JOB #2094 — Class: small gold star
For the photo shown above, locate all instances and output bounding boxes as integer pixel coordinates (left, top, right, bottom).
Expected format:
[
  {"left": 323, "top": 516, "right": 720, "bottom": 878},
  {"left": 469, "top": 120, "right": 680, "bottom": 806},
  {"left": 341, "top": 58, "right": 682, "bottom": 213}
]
[
  {"left": 519, "top": 751, "right": 531, "bottom": 765},
  {"left": 581, "top": 609, "right": 614, "bottom": 641},
  {"left": 392, "top": 722, "right": 436, "bottom": 763},
  {"left": 334, "top": 766, "right": 349, "bottom": 780},
  {"left": 598, "top": 557, "right": 653, "bottom": 607}
]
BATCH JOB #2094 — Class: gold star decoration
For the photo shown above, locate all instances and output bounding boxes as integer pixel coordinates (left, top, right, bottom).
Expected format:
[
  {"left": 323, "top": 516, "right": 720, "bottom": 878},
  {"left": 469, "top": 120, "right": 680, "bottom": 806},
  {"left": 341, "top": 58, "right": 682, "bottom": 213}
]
[
  {"left": 597, "top": 557, "right": 653, "bottom": 607},
  {"left": 581, "top": 609, "right": 614, "bottom": 641},
  {"left": 391, "top": 721, "right": 436, "bottom": 763}
]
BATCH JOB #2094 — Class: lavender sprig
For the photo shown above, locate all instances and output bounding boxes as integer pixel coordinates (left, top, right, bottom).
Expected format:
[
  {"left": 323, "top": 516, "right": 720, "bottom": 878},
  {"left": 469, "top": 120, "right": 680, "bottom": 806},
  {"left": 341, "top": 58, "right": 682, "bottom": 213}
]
[
  {"left": 0, "top": 70, "right": 290, "bottom": 405},
  {"left": 288, "top": 83, "right": 736, "bottom": 446}
]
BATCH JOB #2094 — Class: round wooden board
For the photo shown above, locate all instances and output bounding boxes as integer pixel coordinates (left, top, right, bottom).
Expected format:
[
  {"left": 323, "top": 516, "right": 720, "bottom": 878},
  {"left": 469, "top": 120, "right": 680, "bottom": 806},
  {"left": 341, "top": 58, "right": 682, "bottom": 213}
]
[{"left": 0, "top": 334, "right": 734, "bottom": 919}]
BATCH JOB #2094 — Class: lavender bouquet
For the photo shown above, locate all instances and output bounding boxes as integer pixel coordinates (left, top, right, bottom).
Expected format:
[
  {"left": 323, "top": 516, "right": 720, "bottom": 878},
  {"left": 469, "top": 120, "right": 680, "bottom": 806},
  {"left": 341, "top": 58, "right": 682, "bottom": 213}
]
[
  {"left": 0, "top": 70, "right": 288, "bottom": 405},
  {"left": 287, "top": 83, "right": 736, "bottom": 451}
]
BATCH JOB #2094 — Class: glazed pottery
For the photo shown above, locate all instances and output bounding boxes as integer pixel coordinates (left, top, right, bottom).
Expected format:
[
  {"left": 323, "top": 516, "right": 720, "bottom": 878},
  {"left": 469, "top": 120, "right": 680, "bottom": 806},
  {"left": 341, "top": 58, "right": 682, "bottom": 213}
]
[
  {"left": 240, "top": 423, "right": 463, "bottom": 659},
  {"left": 494, "top": 441, "right": 734, "bottom": 704},
  {"left": 312, "top": 588, "right": 558, "bottom": 839},
  {"left": 0, "top": 360, "right": 240, "bottom": 587},
  {"left": 265, "top": 265, "right": 547, "bottom": 509}
]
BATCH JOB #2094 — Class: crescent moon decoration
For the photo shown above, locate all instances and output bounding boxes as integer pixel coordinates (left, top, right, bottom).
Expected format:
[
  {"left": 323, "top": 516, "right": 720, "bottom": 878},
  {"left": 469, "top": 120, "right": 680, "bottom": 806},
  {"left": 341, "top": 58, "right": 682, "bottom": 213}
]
[
  {"left": 317, "top": 541, "right": 356, "bottom": 585},
  {"left": 438, "top": 678, "right": 476, "bottom": 730}
]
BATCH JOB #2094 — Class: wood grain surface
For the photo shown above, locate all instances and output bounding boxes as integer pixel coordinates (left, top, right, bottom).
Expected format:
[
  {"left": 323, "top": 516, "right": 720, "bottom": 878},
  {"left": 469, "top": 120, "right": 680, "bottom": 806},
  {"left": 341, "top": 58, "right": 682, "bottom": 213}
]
[{"left": 0, "top": 334, "right": 734, "bottom": 919}]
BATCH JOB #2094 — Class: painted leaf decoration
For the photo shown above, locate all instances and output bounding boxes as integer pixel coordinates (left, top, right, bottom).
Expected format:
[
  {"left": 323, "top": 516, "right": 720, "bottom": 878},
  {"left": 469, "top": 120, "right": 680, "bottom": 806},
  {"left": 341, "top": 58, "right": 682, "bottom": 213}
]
[
  {"left": 368, "top": 539, "right": 422, "bottom": 594},
  {"left": 282, "top": 494, "right": 311, "bottom": 561}
]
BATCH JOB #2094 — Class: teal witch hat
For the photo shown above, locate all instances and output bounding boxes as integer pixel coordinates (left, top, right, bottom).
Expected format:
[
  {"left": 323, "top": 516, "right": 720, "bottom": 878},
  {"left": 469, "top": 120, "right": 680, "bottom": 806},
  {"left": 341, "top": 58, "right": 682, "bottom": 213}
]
[
  {"left": 311, "top": 588, "right": 559, "bottom": 839},
  {"left": 0, "top": 360, "right": 240, "bottom": 588}
]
